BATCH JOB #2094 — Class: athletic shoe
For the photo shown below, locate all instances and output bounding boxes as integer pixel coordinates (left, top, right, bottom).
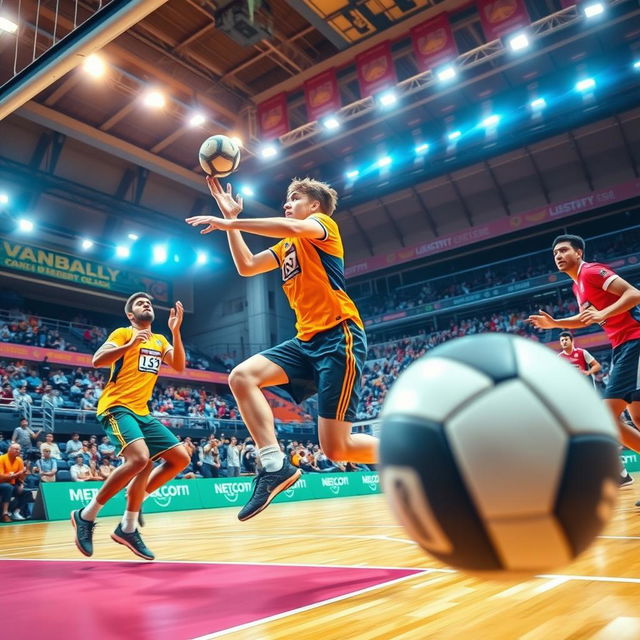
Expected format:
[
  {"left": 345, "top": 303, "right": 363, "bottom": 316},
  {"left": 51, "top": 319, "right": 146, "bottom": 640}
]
[
  {"left": 620, "top": 473, "right": 634, "bottom": 490},
  {"left": 237, "top": 459, "right": 302, "bottom": 521},
  {"left": 111, "top": 524, "right": 155, "bottom": 561},
  {"left": 71, "top": 509, "right": 96, "bottom": 557},
  {"left": 1, "top": 513, "right": 11, "bottom": 523},
  {"left": 11, "top": 511, "right": 25, "bottom": 521}
]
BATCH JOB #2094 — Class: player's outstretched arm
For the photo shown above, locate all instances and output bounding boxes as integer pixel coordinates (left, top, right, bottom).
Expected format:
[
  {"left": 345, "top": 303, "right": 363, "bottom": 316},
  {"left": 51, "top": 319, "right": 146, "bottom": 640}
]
[
  {"left": 578, "top": 277, "right": 640, "bottom": 326},
  {"left": 92, "top": 329, "right": 151, "bottom": 367},
  {"left": 527, "top": 310, "right": 585, "bottom": 330}
]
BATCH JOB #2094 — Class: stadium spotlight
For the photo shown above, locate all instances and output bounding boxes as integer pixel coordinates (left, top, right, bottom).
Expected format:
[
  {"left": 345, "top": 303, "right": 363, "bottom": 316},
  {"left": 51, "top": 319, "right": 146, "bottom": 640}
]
[
  {"left": 633, "top": 60, "right": 640, "bottom": 71},
  {"left": 582, "top": 2, "right": 605, "bottom": 18},
  {"left": 448, "top": 130, "right": 461, "bottom": 141},
  {"left": 415, "top": 143, "right": 429, "bottom": 154},
  {"left": 143, "top": 90, "right": 165, "bottom": 109},
  {"left": 508, "top": 32, "right": 530, "bottom": 52},
  {"left": 576, "top": 77, "right": 596, "bottom": 92},
  {"left": 346, "top": 169, "right": 359, "bottom": 180},
  {"left": 83, "top": 54, "right": 105, "bottom": 78},
  {"left": 173, "top": 254, "right": 180, "bottom": 263},
  {"left": 322, "top": 115, "right": 340, "bottom": 130},
  {"left": 0, "top": 193, "right": 8, "bottom": 205},
  {"left": 260, "top": 144, "right": 278, "bottom": 159},
  {"left": 17, "top": 218, "right": 33, "bottom": 232},
  {"left": 81, "top": 239, "right": 94, "bottom": 250},
  {"left": 530, "top": 97, "right": 547, "bottom": 111},
  {"left": 0, "top": 16, "right": 18, "bottom": 33},
  {"left": 152, "top": 244, "right": 168, "bottom": 264},
  {"left": 189, "top": 113, "right": 206, "bottom": 127},
  {"left": 481, "top": 114, "right": 501, "bottom": 128},
  {"left": 127, "top": 233, "right": 139, "bottom": 241},
  {"left": 240, "top": 185, "right": 254, "bottom": 197},
  {"left": 196, "top": 250, "right": 208, "bottom": 265},
  {"left": 436, "top": 64, "right": 457, "bottom": 83},
  {"left": 378, "top": 91, "right": 397, "bottom": 108},
  {"left": 376, "top": 156, "right": 392, "bottom": 168},
  {"left": 115, "top": 245, "right": 130, "bottom": 258}
]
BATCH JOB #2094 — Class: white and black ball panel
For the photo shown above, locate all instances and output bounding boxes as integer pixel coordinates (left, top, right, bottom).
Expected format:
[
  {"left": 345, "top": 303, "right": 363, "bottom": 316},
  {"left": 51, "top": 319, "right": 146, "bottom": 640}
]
[
  {"left": 198, "top": 135, "right": 241, "bottom": 177},
  {"left": 512, "top": 338, "right": 618, "bottom": 438},
  {"left": 381, "top": 357, "right": 493, "bottom": 424},
  {"left": 445, "top": 379, "right": 568, "bottom": 520},
  {"left": 380, "top": 415, "right": 502, "bottom": 570},
  {"left": 427, "top": 333, "right": 519, "bottom": 383},
  {"left": 554, "top": 435, "right": 620, "bottom": 555}
]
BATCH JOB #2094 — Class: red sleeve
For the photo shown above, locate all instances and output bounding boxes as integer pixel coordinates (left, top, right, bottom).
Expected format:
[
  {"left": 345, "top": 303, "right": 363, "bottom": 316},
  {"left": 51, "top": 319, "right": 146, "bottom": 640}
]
[{"left": 583, "top": 263, "right": 618, "bottom": 292}]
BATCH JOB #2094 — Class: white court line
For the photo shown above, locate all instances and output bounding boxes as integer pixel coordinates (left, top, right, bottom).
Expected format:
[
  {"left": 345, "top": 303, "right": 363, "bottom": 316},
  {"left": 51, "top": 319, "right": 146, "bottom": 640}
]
[{"left": 189, "top": 571, "right": 428, "bottom": 640}]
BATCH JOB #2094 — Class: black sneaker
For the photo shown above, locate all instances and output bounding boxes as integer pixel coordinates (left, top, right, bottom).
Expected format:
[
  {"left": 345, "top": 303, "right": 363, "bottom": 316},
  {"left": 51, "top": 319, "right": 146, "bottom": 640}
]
[
  {"left": 237, "top": 460, "right": 302, "bottom": 521},
  {"left": 71, "top": 509, "right": 96, "bottom": 557},
  {"left": 620, "top": 473, "right": 634, "bottom": 490},
  {"left": 111, "top": 524, "right": 155, "bottom": 561}
]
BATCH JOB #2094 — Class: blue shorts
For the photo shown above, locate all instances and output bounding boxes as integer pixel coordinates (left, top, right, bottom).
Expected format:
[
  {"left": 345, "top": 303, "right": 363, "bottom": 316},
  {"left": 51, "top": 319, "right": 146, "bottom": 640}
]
[
  {"left": 604, "top": 338, "right": 640, "bottom": 403},
  {"left": 260, "top": 320, "right": 367, "bottom": 422}
]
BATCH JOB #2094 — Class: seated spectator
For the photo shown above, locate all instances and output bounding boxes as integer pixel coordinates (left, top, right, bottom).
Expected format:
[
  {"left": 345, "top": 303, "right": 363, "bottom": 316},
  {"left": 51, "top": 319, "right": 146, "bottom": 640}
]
[
  {"left": 35, "top": 446, "right": 57, "bottom": 483},
  {"left": 13, "top": 383, "right": 32, "bottom": 406},
  {"left": 0, "top": 443, "right": 28, "bottom": 521},
  {"left": 87, "top": 460, "right": 102, "bottom": 481},
  {"left": 79, "top": 389, "right": 96, "bottom": 412},
  {"left": 0, "top": 382, "right": 13, "bottom": 405},
  {"left": 51, "top": 369, "right": 69, "bottom": 390},
  {"left": 98, "top": 436, "right": 115, "bottom": 458},
  {"left": 69, "top": 455, "right": 91, "bottom": 482},
  {"left": 98, "top": 455, "right": 114, "bottom": 480},
  {"left": 25, "top": 368, "right": 42, "bottom": 392},
  {"left": 39, "top": 433, "right": 61, "bottom": 459},
  {"left": 41, "top": 385, "right": 63, "bottom": 410},
  {"left": 65, "top": 433, "right": 83, "bottom": 459}
]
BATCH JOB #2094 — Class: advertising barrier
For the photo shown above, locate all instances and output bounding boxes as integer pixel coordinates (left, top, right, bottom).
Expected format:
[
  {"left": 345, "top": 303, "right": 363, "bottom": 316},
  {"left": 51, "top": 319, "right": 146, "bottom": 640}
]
[{"left": 35, "top": 472, "right": 382, "bottom": 520}]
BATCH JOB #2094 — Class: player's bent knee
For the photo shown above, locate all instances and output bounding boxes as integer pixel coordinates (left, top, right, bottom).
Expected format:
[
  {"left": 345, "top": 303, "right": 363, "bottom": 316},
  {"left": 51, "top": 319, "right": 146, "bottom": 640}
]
[
  {"left": 320, "top": 442, "right": 347, "bottom": 462},
  {"left": 125, "top": 453, "right": 150, "bottom": 473},
  {"left": 228, "top": 366, "right": 255, "bottom": 393}
]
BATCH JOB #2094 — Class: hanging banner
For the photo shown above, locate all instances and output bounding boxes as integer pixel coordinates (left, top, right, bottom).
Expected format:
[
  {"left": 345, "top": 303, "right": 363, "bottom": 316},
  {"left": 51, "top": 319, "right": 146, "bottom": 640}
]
[
  {"left": 476, "top": 0, "right": 530, "bottom": 41},
  {"left": 0, "top": 238, "right": 170, "bottom": 302},
  {"left": 304, "top": 69, "right": 341, "bottom": 122},
  {"left": 356, "top": 41, "right": 397, "bottom": 98},
  {"left": 411, "top": 13, "right": 458, "bottom": 72},
  {"left": 257, "top": 92, "right": 289, "bottom": 140}
]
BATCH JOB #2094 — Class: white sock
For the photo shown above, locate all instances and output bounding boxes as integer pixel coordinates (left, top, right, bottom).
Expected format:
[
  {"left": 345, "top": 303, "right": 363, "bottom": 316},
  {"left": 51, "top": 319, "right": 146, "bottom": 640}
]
[
  {"left": 81, "top": 497, "right": 104, "bottom": 522},
  {"left": 121, "top": 510, "right": 139, "bottom": 533},
  {"left": 259, "top": 445, "right": 285, "bottom": 472}
]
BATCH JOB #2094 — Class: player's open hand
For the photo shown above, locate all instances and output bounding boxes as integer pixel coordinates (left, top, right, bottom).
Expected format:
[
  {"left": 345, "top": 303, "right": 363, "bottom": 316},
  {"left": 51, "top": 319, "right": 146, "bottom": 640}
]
[
  {"left": 578, "top": 307, "right": 605, "bottom": 326},
  {"left": 168, "top": 301, "right": 184, "bottom": 332},
  {"left": 129, "top": 328, "right": 152, "bottom": 346},
  {"left": 205, "top": 176, "right": 243, "bottom": 219},
  {"left": 185, "top": 215, "right": 231, "bottom": 234},
  {"left": 527, "top": 310, "right": 556, "bottom": 329}
]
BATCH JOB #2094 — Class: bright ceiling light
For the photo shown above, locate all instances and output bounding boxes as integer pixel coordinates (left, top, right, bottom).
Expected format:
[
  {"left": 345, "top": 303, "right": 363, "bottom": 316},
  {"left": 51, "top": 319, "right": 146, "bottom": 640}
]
[
  {"left": 582, "top": 2, "right": 605, "bottom": 18},
  {"left": 0, "top": 193, "right": 8, "bottom": 205},
  {"left": 322, "top": 116, "right": 340, "bottom": 130},
  {"left": 481, "top": 114, "right": 501, "bottom": 128},
  {"left": 378, "top": 91, "right": 397, "bottom": 107},
  {"left": 261, "top": 144, "right": 278, "bottom": 159},
  {"left": 448, "top": 130, "right": 461, "bottom": 141},
  {"left": 81, "top": 239, "right": 94, "bottom": 250},
  {"left": 241, "top": 186, "right": 254, "bottom": 197},
  {"left": 189, "top": 113, "right": 206, "bottom": 127},
  {"left": 576, "top": 77, "right": 596, "bottom": 92},
  {"left": 0, "top": 16, "right": 18, "bottom": 33},
  {"left": 530, "top": 97, "right": 546, "bottom": 110},
  {"left": 436, "top": 65, "right": 457, "bottom": 82},
  {"left": 18, "top": 218, "right": 33, "bottom": 232},
  {"left": 633, "top": 60, "right": 640, "bottom": 70},
  {"left": 116, "top": 245, "right": 130, "bottom": 258},
  {"left": 83, "top": 54, "right": 105, "bottom": 78},
  {"left": 144, "top": 90, "right": 165, "bottom": 109},
  {"left": 376, "top": 156, "right": 392, "bottom": 168},
  {"left": 346, "top": 169, "right": 359, "bottom": 179},
  {"left": 127, "top": 233, "right": 139, "bottom": 241},
  {"left": 196, "top": 251, "right": 208, "bottom": 265},
  {"left": 508, "top": 32, "right": 530, "bottom": 52},
  {"left": 152, "top": 245, "right": 168, "bottom": 263},
  {"left": 415, "top": 143, "right": 429, "bottom": 154}
]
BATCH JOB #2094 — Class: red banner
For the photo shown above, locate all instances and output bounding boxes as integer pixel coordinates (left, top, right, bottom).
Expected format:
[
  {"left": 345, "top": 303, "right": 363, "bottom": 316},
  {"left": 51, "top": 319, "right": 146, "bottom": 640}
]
[
  {"left": 0, "top": 343, "right": 229, "bottom": 385},
  {"left": 257, "top": 93, "right": 289, "bottom": 140},
  {"left": 411, "top": 13, "right": 458, "bottom": 72},
  {"left": 345, "top": 177, "right": 640, "bottom": 278},
  {"left": 304, "top": 69, "right": 341, "bottom": 122},
  {"left": 356, "top": 41, "right": 397, "bottom": 98},
  {"left": 477, "top": 0, "right": 530, "bottom": 41}
]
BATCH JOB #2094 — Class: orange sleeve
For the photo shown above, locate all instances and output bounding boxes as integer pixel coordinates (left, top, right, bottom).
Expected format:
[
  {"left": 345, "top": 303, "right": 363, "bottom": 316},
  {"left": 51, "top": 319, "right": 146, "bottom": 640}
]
[
  {"left": 269, "top": 239, "right": 286, "bottom": 266},
  {"left": 104, "top": 327, "right": 130, "bottom": 347}
]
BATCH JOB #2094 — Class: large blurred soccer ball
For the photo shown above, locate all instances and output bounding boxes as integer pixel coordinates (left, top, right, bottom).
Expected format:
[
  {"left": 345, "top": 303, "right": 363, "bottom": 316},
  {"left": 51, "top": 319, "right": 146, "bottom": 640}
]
[
  {"left": 379, "top": 334, "right": 619, "bottom": 578},
  {"left": 198, "top": 135, "right": 240, "bottom": 177}
]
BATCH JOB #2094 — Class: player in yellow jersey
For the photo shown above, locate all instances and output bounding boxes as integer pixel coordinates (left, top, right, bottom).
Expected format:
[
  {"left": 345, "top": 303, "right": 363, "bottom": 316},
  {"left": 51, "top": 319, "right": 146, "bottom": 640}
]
[
  {"left": 186, "top": 176, "right": 378, "bottom": 520},
  {"left": 71, "top": 292, "right": 190, "bottom": 560}
]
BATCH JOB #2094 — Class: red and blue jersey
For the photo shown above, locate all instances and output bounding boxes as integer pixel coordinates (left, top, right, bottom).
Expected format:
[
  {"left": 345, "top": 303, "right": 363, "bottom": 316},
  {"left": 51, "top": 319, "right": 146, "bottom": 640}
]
[
  {"left": 573, "top": 261, "right": 640, "bottom": 349},
  {"left": 557, "top": 347, "right": 594, "bottom": 371}
]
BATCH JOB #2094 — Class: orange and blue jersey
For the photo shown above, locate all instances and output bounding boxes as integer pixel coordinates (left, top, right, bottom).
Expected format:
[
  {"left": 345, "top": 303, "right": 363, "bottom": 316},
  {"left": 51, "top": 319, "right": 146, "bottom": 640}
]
[
  {"left": 96, "top": 327, "right": 173, "bottom": 416},
  {"left": 269, "top": 212, "right": 363, "bottom": 341}
]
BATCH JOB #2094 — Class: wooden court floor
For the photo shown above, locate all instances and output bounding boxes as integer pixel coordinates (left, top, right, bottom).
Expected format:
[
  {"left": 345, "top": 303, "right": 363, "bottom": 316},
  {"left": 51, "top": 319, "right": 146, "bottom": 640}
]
[{"left": 3, "top": 483, "right": 640, "bottom": 639}]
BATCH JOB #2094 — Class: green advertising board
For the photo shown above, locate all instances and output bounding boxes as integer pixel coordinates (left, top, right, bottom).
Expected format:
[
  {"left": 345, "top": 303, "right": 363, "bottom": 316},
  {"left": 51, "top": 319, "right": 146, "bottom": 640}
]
[
  {"left": 0, "top": 238, "right": 171, "bottom": 302},
  {"left": 621, "top": 449, "right": 640, "bottom": 473},
  {"left": 36, "top": 472, "right": 382, "bottom": 520}
]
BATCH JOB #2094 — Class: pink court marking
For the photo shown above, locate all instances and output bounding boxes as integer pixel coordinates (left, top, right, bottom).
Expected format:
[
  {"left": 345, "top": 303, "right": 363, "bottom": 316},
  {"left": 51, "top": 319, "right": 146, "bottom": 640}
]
[{"left": 4, "top": 560, "right": 423, "bottom": 639}]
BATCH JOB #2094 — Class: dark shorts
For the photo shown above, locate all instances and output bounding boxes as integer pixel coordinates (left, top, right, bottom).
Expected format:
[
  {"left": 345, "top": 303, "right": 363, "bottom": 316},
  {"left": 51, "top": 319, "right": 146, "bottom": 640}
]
[
  {"left": 260, "top": 320, "right": 367, "bottom": 422},
  {"left": 604, "top": 338, "right": 640, "bottom": 403},
  {"left": 98, "top": 406, "right": 181, "bottom": 460}
]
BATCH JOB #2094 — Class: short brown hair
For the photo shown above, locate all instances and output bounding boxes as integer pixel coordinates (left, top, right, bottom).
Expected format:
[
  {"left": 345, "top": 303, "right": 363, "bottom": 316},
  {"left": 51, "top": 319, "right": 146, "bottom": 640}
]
[
  {"left": 287, "top": 177, "right": 338, "bottom": 216},
  {"left": 124, "top": 291, "right": 153, "bottom": 315}
]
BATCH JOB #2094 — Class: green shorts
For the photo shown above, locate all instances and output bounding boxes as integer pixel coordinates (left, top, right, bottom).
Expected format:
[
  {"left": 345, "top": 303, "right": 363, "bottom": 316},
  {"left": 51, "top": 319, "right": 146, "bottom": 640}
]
[{"left": 98, "top": 406, "right": 181, "bottom": 460}]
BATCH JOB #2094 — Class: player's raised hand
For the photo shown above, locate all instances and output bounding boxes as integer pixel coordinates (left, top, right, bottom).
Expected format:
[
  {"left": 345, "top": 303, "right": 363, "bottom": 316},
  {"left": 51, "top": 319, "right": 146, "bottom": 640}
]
[
  {"left": 168, "top": 301, "right": 184, "bottom": 332},
  {"left": 205, "top": 176, "right": 243, "bottom": 219},
  {"left": 184, "top": 215, "right": 230, "bottom": 234},
  {"left": 527, "top": 310, "right": 557, "bottom": 329},
  {"left": 129, "top": 328, "right": 152, "bottom": 345}
]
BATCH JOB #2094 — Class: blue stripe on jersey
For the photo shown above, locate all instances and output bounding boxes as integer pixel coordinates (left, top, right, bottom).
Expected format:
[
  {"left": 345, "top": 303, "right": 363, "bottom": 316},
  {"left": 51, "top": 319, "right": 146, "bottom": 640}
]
[
  {"left": 312, "top": 245, "right": 345, "bottom": 291},
  {"left": 109, "top": 356, "right": 124, "bottom": 384},
  {"left": 631, "top": 305, "right": 640, "bottom": 325}
]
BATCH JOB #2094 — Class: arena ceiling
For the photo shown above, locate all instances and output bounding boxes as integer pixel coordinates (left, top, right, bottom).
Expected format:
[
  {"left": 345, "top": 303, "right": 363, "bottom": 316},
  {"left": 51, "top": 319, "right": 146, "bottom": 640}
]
[{"left": 0, "top": 0, "right": 639, "bottom": 268}]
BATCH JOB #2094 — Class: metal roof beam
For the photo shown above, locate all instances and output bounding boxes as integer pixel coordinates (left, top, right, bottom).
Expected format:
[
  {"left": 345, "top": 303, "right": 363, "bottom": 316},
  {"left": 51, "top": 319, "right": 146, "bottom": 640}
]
[
  {"left": 484, "top": 160, "right": 511, "bottom": 216},
  {"left": 567, "top": 131, "right": 594, "bottom": 192},
  {"left": 446, "top": 174, "right": 473, "bottom": 227},
  {"left": 410, "top": 187, "right": 438, "bottom": 237},
  {"left": 524, "top": 146, "right": 550, "bottom": 204},
  {"left": 614, "top": 115, "right": 639, "bottom": 179},
  {"left": 345, "top": 209, "right": 374, "bottom": 257},
  {"left": 378, "top": 199, "right": 405, "bottom": 248}
]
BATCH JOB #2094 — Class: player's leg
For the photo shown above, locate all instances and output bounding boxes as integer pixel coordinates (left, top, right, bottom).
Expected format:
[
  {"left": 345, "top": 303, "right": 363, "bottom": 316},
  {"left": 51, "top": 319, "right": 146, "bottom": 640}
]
[
  {"left": 145, "top": 444, "right": 191, "bottom": 495},
  {"left": 315, "top": 321, "right": 378, "bottom": 464}
]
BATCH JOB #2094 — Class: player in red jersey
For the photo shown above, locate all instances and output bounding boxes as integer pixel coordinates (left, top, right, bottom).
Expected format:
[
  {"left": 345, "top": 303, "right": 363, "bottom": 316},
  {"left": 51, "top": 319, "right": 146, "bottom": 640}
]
[
  {"left": 529, "top": 234, "right": 640, "bottom": 455},
  {"left": 557, "top": 331, "right": 601, "bottom": 381}
]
